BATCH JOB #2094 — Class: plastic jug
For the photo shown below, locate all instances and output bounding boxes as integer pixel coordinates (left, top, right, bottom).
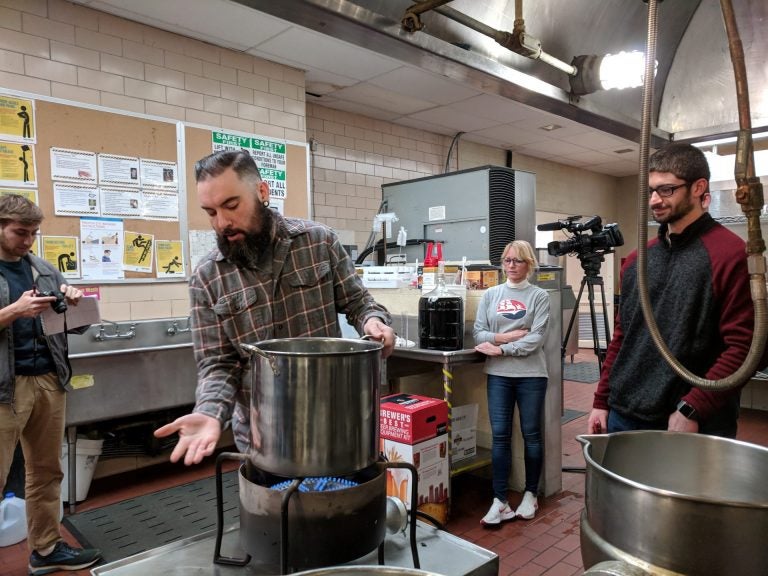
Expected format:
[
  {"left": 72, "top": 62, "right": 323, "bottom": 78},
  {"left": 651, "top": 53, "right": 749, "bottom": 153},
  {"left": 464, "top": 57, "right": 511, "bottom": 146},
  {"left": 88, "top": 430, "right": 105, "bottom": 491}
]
[
  {"left": 0, "top": 492, "right": 27, "bottom": 546},
  {"left": 423, "top": 242, "right": 443, "bottom": 267}
]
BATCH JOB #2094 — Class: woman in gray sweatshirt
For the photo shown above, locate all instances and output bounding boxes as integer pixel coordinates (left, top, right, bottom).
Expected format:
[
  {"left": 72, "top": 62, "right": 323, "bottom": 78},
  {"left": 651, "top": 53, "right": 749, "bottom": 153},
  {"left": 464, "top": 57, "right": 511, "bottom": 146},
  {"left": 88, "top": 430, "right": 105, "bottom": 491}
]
[{"left": 473, "top": 240, "right": 550, "bottom": 525}]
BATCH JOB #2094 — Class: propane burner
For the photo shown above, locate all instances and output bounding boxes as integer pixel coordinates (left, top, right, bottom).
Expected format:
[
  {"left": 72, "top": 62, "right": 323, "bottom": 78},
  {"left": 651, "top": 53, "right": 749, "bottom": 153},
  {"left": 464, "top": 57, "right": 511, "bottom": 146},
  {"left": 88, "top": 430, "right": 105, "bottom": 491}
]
[
  {"left": 270, "top": 476, "right": 360, "bottom": 492},
  {"left": 213, "top": 453, "right": 421, "bottom": 575}
]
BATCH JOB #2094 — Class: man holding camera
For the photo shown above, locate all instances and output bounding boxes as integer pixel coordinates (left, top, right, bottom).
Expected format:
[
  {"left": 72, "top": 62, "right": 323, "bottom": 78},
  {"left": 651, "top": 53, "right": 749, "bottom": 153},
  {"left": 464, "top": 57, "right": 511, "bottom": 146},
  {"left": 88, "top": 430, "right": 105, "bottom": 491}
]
[
  {"left": 587, "top": 143, "right": 754, "bottom": 438},
  {"left": 0, "top": 195, "right": 101, "bottom": 574}
]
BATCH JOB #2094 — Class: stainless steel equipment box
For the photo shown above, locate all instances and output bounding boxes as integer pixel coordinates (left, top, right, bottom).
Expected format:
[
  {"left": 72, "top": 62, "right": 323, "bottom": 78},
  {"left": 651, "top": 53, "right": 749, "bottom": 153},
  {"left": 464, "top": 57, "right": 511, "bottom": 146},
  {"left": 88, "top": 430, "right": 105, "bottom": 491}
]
[{"left": 381, "top": 165, "right": 535, "bottom": 265}]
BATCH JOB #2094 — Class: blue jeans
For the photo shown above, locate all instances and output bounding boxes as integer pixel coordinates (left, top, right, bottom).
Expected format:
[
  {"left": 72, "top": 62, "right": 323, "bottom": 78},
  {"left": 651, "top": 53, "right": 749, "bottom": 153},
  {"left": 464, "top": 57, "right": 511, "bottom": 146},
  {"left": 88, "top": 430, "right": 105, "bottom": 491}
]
[
  {"left": 607, "top": 410, "right": 667, "bottom": 433},
  {"left": 486, "top": 375, "right": 547, "bottom": 501},
  {"left": 607, "top": 408, "right": 738, "bottom": 438}
]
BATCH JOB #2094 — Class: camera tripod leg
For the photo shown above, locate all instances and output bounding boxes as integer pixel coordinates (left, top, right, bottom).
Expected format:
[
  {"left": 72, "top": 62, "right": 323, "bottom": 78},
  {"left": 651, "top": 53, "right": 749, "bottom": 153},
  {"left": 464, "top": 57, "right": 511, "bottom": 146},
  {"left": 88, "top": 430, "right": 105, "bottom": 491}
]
[
  {"left": 562, "top": 275, "right": 612, "bottom": 373},
  {"left": 561, "top": 278, "right": 586, "bottom": 361},
  {"left": 586, "top": 280, "right": 606, "bottom": 372}
]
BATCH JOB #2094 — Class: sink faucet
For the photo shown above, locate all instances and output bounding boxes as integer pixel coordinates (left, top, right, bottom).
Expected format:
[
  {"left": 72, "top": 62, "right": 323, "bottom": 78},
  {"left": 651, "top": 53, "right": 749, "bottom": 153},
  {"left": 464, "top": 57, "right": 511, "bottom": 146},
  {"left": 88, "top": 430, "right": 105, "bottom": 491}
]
[
  {"left": 167, "top": 316, "right": 192, "bottom": 336},
  {"left": 94, "top": 320, "right": 136, "bottom": 341}
]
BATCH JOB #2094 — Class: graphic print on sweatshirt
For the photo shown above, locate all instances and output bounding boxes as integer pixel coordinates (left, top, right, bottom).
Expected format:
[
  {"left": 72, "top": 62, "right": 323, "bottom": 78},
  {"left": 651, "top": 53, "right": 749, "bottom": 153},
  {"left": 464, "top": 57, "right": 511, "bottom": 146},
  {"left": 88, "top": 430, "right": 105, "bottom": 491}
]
[{"left": 497, "top": 299, "right": 527, "bottom": 320}]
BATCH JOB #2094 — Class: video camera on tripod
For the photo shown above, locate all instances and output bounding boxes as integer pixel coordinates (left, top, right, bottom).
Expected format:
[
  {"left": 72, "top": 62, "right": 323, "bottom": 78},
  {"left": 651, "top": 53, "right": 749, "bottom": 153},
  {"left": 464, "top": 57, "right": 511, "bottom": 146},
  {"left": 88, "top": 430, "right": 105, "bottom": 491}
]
[
  {"left": 537, "top": 215, "right": 624, "bottom": 370},
  {"left": 538, "top": 215, "right": 624, "bottom": 257}
]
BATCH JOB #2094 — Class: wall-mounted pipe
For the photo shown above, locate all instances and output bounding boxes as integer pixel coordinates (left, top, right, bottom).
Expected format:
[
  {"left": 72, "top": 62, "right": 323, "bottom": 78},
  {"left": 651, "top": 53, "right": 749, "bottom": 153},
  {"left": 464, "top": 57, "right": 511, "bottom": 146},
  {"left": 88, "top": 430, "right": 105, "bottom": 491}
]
[{"left": 402, "top": 0, "right": 577, "bottom": 76}]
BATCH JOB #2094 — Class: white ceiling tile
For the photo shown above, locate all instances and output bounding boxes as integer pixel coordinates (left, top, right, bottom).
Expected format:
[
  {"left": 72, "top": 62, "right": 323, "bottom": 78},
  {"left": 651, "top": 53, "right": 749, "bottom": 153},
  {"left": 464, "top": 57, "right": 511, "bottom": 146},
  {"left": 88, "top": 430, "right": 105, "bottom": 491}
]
[
  {"left": 448, "top": 94, "right": 534, "bottom": 123},
  {"left": 393, "top": 117, "right": 457, "bottom": 137},
  {"left": 247, "top": 27, "right": 401, "bottom": 81},
  {"left": 319, "top": 100, "right": 402, "bottom": 122},
  {"left": 558, "top": 150, "right": 619, "bottom": 164},
  {"left": 570, "top": 131, "right": 638, "bottom": 152},
  {"left": 407, "top": 106, "right": 500, "bottom": 132},
  {"left": 550, "top": 155, "right": 591, "bottom": 167},
  {"left": 470, "top": 123, "right": 550, "bottom": 147},
  {"left": 368, "top": 67, "right": 481, "bottom": 105},
  {"left": 590, "top": 159, "right": 640, "bottom": 177},
  {"left": 514, "top": 138, "right": 590, "bottom": 156},
  {"left": 86, "top": 0, "right": 288, "bottom": 51},
  {"left": 506, "top": 109, "right": 572, "bottom": 132},
  {"left": 515, "top": 145, "right": 558, "bottom": 160},
  {"left": 303, "top": 69, "right": 360, "bottom": 94},
  {"left": 331, "top": 83, "right": 436, "bottom": 115},
  {"left": 464, "top": 134, "right": 506, "bottom": 148}
]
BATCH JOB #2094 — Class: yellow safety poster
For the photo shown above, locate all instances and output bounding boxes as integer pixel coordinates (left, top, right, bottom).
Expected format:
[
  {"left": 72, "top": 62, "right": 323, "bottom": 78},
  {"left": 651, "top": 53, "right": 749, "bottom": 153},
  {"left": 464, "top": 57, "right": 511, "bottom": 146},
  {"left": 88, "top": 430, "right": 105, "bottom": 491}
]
[
  {"left": 0, "top": 141, "right": 36, "bottom": 187},
  {"left": 155, "top": 239, "right": 185, "bottom": 278},
  {"left": 0, "top": 187, "right": 38, "bottom": 205},
  {"left": 123, "top": 230, "right": 154, "bottom": 272},
  {"left": 0, "top": 95, "right": 35, "bottom": 142},
  {"left": 42, "top": 236, "right": 80, "bottom": 279}
]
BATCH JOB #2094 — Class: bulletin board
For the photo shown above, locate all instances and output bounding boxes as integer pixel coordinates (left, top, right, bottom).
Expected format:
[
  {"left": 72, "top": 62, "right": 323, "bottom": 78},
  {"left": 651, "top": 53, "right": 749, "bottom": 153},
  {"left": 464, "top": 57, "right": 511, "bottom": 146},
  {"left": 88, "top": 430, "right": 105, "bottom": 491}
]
[
  {"left": 184, "top": 126, "right": 309, "bottom": 230},
  {"left": 34, "top": 100, "right": 179, "bottom": 280}
]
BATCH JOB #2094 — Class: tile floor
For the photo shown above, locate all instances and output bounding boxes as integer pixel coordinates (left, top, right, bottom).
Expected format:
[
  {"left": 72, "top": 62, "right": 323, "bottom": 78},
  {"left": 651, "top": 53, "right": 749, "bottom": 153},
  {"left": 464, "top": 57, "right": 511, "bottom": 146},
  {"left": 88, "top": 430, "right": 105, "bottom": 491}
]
[{"left": 2, "top": 349, "right": 767, "bottom": 576}]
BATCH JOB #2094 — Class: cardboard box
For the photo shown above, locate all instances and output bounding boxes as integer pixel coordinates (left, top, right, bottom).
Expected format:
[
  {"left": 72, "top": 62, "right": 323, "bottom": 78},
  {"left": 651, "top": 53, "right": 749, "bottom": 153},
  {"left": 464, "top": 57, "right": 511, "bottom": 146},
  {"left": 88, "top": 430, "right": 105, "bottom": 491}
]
[
  {"left": 482, "top": 269, "right": 500, "bottom": 288},
  {"left": 451, "top": 428, "right": 477, "bottom": 462},
  {"left": 465, "top": 268, "right": 500, "bottom": 289},
  {"left": 381, "top": 434, "right": 450, "bottom": 524},
  {"left": 450, "top": 404, "right": 478, "bottom": 431},
  {"left": 380, "top": 394, "right": 448, "bottom": 444}
]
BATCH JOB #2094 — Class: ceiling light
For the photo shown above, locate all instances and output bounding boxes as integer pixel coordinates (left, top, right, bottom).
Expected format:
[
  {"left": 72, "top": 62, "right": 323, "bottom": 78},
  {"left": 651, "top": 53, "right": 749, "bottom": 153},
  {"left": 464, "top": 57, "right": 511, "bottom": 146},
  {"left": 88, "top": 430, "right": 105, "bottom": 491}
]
[
  {"left": 539, "top": 124, "right": 562, "bottom": 132},
  {"left": 569, "top": 51, "right": 655, "bottom": 96}
]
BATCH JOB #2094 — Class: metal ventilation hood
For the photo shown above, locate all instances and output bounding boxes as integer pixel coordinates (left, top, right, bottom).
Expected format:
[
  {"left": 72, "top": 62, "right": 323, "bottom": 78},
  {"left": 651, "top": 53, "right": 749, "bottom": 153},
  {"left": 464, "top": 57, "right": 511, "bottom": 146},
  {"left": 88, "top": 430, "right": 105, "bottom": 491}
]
[{"left": 235, "top": 0, "right": 767, "bottom": 145}]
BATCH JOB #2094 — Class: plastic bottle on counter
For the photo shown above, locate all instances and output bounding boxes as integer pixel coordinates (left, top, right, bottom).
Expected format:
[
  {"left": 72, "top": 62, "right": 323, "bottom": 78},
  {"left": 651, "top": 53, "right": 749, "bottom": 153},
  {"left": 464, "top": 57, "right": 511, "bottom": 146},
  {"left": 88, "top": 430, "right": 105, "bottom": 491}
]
[
  {"left": 0, "top": 492, "right": 27, "bottom": 547},
  {"left": 418, "top": 261, "right": 464, "bottom": 351}
]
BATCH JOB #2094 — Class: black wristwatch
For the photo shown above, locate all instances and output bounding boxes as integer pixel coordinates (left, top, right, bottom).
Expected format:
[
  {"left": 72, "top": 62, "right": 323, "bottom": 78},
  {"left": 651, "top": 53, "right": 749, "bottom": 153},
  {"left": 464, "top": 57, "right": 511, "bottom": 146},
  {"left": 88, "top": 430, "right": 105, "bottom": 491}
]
[{"left": 676, "top": 400, "right": 698, "bottom": 421}]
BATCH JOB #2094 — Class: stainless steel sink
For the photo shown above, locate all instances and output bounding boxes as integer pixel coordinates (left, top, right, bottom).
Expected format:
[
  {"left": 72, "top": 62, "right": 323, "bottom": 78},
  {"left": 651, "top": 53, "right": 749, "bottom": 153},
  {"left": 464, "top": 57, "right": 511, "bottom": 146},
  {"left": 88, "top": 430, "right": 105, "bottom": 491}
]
[
  {"left": 66, "top": 317, "right": 197, "bottom": 426},
  {"left": 68, "top": 317, "right": 193, "bottom": 358}
]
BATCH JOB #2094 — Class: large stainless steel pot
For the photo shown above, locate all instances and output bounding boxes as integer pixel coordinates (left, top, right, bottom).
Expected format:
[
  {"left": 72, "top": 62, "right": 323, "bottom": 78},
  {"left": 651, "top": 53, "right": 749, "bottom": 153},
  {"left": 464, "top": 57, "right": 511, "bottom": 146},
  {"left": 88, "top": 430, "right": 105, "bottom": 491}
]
[
  {"left": 242, "top": 337, "right": 382, "bottom": 477},
  {"left": 578, "top": 431, "right": 768, "bottom": 576}
]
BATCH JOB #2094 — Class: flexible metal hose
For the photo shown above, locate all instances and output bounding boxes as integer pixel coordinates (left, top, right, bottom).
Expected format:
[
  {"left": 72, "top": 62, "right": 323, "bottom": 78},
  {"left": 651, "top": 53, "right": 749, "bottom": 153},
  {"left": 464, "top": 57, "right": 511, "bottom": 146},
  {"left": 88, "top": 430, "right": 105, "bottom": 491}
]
[{"left": 636, "top": 0, "right": 767, "bottom": 391}]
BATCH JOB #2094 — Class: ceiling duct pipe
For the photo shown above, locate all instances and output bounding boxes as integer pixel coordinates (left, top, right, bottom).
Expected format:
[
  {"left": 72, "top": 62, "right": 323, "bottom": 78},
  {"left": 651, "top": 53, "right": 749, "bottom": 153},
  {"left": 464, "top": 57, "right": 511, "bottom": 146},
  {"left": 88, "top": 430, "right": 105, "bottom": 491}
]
[{"left": 403, "top": 0, "right": 577, "bottom": 76}]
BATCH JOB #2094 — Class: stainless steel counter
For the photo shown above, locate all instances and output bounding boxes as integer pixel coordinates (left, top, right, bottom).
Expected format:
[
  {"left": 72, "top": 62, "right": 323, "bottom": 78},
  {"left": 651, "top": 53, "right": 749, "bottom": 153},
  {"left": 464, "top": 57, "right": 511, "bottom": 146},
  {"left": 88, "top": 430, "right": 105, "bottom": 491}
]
[{"left": 91, "top": 522, "right": 498, "bottom": 576}]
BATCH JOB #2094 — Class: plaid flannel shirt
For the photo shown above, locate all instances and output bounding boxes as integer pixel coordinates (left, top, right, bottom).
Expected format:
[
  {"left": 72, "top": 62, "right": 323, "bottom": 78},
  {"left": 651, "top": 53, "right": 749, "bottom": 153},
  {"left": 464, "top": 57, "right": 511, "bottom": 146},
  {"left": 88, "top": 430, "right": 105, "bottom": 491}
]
[{"left": 189, "top": 213, "right": 390, "bottom": 450}]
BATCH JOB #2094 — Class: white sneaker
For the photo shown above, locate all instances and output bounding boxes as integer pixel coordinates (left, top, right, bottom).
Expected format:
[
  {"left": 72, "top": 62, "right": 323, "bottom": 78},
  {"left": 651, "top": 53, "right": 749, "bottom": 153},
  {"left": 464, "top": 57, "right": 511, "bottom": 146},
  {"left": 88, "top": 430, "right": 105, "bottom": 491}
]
[
  {"left": 480, "top": 498, "right": 516, "bottom": 525},
  {"left": 515, "top": 491, "right": 538, "bottom": 520}
]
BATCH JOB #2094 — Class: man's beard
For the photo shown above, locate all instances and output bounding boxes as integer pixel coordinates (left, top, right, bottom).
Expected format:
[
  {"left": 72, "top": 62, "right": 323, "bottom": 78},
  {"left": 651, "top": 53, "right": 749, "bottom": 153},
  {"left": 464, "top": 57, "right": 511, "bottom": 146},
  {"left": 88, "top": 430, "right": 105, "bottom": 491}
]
[
  {"left": 217, "top": 205, "right": 274, "bottom": 268},
  {"left": 653, "top": 189, "right": 695, "bottom": 226}
]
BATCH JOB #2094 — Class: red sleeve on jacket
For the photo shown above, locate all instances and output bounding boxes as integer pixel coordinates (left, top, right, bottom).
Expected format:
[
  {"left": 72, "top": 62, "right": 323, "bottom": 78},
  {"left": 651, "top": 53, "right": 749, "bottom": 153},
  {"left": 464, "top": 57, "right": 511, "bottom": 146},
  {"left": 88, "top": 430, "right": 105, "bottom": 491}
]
[
  {"left": 684, "top": 229, "right": 754, "bottom": 420},
  {"left": 592, "top": 251, "right": 635, "bottom": 410}
]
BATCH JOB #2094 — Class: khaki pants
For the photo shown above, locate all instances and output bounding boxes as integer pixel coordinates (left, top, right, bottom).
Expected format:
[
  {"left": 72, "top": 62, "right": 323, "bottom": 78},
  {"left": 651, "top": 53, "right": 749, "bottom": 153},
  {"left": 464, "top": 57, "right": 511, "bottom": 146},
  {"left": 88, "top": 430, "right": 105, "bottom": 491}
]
[{"left": 0, "top": 373, "right": 65, "bottom": 553}]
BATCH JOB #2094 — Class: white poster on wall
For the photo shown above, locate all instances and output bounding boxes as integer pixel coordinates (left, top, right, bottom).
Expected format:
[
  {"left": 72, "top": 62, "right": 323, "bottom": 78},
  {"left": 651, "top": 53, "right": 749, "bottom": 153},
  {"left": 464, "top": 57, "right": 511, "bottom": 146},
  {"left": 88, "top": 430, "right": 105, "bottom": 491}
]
[
  {"left": 50, "top": 148, "right": 97, "bottom": 183},
  {"left": 141, "top": 190, "right": 178, "bottom": 220},
  {"left": 80, "top": 217, "right": 124, "bottom": 280},
  {"left": 53, "top": 182, "right": 99, "bottom": 216},
  {"left": 98, "top": 153, "right": 140, "bottom": 187},
  {"left": 100, "top": 187, "right": 141, "bottom": 218},
  {"left": 139, "top": 158, "right": 178, "bottom": 190}
]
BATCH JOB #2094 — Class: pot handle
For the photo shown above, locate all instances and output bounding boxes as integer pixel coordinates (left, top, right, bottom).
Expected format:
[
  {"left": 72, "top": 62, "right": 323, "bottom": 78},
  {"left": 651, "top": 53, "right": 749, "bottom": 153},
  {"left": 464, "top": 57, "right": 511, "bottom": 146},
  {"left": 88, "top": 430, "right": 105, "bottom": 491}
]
[
  {"left": 360, "top": 334, "right": 385, "bottom": 348},
  {"left": 240, "top": 342, "right": 280, "bottom": 376}
]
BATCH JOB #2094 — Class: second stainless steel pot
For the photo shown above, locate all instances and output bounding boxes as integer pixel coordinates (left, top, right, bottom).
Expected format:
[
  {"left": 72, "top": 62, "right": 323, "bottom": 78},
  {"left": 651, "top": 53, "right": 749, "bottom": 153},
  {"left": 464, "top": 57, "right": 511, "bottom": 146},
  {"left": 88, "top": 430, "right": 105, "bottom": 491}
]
[
  {"left": 243, "top": 337, "right": 382, "bottom": 477},
  {"left": 579, "top": 431, "right": 768, "bottom": 575}
]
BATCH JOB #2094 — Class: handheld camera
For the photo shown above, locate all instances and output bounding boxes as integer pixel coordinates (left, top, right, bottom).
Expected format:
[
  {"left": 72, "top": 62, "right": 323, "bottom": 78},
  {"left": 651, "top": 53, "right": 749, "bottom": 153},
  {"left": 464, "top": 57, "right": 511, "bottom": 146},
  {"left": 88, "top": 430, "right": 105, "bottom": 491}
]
[{"left": 35, "top": 290, "right": 68, "bottom": 314}]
